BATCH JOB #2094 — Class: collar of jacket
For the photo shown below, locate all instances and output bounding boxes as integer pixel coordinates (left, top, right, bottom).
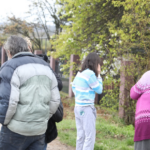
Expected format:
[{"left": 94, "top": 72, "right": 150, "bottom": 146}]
[{"left": 12, "top": 52, "right": 34, "bottom": 59}]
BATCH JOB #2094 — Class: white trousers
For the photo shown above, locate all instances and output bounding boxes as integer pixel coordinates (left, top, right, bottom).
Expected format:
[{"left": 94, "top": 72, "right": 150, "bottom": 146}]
[{"left": 74, "top": 106, "right": 96, "bottom": 150}]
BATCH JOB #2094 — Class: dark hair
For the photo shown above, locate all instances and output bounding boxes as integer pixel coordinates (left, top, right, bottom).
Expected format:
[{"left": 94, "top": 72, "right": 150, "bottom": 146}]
[
  {"left": 81, "top": 52, "right": 101, "bottom": 77},
  {"left": 37, "top": 54, "right": 48, "bottom": 62}
]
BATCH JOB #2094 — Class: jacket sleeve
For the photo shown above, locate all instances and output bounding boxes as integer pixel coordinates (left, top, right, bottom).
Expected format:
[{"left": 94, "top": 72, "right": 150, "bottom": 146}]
[
  {"left": 3, "top": 68, "right": 20, "bottom": 125},
  {"left": 51, "top": 100, "right": 63, "bottom": 122},
  {"left": 87, "top": 74, "right": 103, "bottom": 94},
  {"left": 49, "top": 73, "right": 60, "bottom": 118},
  {"left": 130, "top": 85, "right": 142, "bottom": 100},
  {"left": 130, "top": 71, "right": 150, "bottom": 100}
]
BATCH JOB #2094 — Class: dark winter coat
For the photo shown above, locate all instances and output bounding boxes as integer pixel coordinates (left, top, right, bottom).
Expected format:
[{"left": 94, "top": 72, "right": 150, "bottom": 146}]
[
  {"left": 45, "top": 72, "right": 63, "bottom": 143},
  {"left": 45, "top": 100, "right": 63, "bottom": 143}
]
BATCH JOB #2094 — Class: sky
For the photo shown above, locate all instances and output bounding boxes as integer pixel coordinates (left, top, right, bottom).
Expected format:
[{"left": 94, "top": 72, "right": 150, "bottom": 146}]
[
  {"left": 0, "top": 0, "right": 55, "bottom": 25},
  {"left": 0, "top": 0, "right": 31, "bottom": 21}
]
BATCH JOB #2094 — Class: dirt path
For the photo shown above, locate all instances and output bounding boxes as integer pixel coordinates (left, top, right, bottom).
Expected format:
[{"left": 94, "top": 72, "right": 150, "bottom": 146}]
[{"left": 47, "top": 137, "right": 75, "bottom": 150}]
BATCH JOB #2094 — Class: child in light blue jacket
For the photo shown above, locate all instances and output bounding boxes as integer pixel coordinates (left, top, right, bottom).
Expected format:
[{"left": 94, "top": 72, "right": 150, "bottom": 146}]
[{"left": 72, "top": 52, "right": 103, "bottom": 150}]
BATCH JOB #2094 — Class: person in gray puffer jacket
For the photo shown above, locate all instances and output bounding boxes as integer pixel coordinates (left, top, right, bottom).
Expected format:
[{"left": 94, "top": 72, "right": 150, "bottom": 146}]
[
  {"left": 0, "top": 35, "right": 60, "bottom": 150},
  {"left": 24, "top": 37, "right": 63, "bottom": 150}
]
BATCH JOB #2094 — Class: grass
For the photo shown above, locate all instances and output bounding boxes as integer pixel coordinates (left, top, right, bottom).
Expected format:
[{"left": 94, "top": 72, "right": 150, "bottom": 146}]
[{"left": 58, "top": 92, "right": 134, "bottom": 150}]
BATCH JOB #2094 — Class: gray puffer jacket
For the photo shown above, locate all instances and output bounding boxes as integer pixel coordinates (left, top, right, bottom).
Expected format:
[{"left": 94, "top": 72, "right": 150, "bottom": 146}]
[{"left": 0, "top": 52, "right": 60, "bottom": 136}]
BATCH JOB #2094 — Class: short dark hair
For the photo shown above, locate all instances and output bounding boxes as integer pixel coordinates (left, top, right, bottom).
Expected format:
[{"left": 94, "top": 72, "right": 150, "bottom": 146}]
[
  {"left": 81, "top": 52, "right": 101, "bottom": 77},
  {"left": 4, "top": 35, "right": 28, "bottom": 56}
]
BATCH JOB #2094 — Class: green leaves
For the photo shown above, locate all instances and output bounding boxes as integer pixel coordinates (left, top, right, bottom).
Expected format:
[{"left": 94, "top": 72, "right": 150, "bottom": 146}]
[{"left": 52, "top": 0, "right": 150, "bottom": 124}]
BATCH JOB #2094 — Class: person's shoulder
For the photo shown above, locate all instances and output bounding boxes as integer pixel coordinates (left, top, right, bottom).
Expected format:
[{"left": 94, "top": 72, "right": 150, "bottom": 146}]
[
  {"left": 140, "top": 71, "right": 150, "bottom": 80},
  {"left": 4, "top": 55, "right": 49, "bottom": 69},
  {"left": 82, "top": 69, "right": 95, "bottom": 76},
  {"left": 79, "top": 69, "right": 96, "bottom": 81},
  {"left": 143, "top": 71, "right": 150, "bottom": 76},
  {"left": 1, "top": 59, "right": 14, "bottom": 69},
  {"left": 138, "top": 71, "right": 150, "bottom": 86},
  {"left": 0, "top": 60, "right": 16, "bottom": 76}
]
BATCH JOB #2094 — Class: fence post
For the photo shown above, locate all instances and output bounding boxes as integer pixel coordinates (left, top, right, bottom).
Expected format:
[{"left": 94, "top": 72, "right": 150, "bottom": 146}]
[
  {"left": 119, "top": 60, "right": 134, "bottom": 119},
  {"left": 69, "top": 54, "right": 80, "bottom": 98},
  {"left": 34, "top": 50, "right": 43, "bottom": 55},
  {"left": 50, "top": 57, "right": 56, "bottom": 72}
]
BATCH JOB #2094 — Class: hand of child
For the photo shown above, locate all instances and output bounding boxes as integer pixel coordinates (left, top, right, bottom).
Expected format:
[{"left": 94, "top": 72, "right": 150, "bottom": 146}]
[{"left": 97, "top": 64, "right": 101, "bottom": 75}]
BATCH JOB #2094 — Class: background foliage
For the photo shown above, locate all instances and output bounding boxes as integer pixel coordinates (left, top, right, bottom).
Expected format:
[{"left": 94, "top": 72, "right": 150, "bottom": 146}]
[
  {"left": 0, "top": 0, "right": 150, "bottom": 124},
  {"left": 52, "top": 0, "right": 150, "bottom": 124}
]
